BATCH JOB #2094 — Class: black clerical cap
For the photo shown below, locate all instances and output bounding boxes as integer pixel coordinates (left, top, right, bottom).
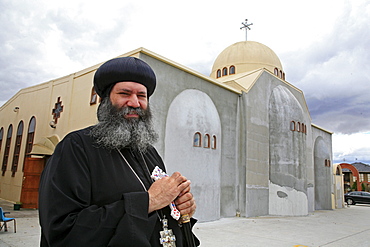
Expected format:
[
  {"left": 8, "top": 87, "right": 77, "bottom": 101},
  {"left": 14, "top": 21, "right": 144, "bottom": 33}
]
[{"left": 94, "top": 57, "right": 156, "bottom": 98}]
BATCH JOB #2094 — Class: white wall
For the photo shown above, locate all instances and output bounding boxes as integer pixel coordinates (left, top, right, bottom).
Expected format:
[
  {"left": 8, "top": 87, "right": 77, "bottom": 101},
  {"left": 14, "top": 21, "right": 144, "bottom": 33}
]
[{"left": 164, "top": 89, "right": 222, "bottom": 222}]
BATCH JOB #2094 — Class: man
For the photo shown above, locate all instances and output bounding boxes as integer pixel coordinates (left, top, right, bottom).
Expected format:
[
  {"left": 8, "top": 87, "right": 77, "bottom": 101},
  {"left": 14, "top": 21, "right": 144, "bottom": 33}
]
[{"left": 39, "top": 57, "right": 199, "bottom": 246}]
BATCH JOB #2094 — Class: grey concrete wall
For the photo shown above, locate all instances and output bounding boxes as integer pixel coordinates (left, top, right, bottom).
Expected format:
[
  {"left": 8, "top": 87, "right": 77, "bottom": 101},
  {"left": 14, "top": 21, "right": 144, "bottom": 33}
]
[
  {"left": 140, "top": 54, "right": 240, "bottom": 221},
  {"left": 312, "top": 127, "right": 333, "bottom": 210},
  {"left": 139, "top": 54, "right": 332, "bottom": 219},
  {"left": 243, "top": 72, "right": 313, "bottom": 217},
  {"left": 164, "top": 89, "right": 221, "bottom": 221},
  {"left": 243, "top": 72, "right": 272, "bottom": 217},
  {"left": 268, "top": 85, "right": 308, "bottom": 216}
]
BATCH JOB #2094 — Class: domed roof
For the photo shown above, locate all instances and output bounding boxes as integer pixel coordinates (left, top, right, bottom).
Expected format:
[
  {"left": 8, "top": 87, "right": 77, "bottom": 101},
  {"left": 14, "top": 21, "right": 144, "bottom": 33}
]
[{"left": 210, "top": 41, "right": 284, "bottom": 79}]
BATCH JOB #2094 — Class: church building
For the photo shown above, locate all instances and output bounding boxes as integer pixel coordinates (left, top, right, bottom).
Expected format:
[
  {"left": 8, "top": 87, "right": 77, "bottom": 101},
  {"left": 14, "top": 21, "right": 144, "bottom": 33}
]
[{"left": 0, "top": 40, "right": 338, "bottom": 222}]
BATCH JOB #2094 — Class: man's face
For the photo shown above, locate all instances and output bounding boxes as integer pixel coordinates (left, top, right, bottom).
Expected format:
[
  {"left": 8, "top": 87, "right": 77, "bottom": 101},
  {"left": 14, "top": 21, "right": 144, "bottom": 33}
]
[{"left": 109, "top": 81, "right": 148, "bottom": 118}]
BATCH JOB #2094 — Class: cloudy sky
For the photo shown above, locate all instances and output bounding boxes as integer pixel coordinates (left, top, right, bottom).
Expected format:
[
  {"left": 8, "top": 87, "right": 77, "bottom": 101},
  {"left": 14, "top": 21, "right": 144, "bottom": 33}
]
[{"left": 1, "top": 0, "right": 369, "bottom": 164}]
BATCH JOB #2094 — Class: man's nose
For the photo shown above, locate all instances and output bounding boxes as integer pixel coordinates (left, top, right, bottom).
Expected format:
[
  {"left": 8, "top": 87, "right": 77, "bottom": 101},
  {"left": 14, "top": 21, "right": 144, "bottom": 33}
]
[{"left": 127, "top": 95, "right": 140, "bottom": 108}]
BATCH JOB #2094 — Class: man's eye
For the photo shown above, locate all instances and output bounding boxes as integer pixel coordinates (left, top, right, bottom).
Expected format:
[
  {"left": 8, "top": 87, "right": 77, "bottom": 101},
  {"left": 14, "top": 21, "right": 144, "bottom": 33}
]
[{"left": 119, "top": 92, "right": 130, "bottom": 96}]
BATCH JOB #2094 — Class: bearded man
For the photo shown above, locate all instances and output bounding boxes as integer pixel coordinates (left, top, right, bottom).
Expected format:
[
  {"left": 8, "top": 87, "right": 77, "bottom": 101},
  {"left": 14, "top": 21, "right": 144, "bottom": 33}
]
[{"left": 39, "top": 57, "right": 199, "bottom": 247}]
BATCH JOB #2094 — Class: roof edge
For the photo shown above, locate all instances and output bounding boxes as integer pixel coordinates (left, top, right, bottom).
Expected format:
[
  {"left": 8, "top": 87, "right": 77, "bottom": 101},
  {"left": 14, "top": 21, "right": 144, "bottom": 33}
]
[{"left": 311, "top": 123, "right": 333, "bottom": 134}]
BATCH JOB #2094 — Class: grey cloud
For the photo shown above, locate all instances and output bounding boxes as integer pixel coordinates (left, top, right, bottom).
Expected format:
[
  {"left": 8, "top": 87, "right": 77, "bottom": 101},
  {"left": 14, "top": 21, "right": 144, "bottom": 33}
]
[
  {"left": 281, "top": 1, "right": 370, "bottom": 135},
  {"left": 0, "top": 2, "right": 134, "bottom": 105}
]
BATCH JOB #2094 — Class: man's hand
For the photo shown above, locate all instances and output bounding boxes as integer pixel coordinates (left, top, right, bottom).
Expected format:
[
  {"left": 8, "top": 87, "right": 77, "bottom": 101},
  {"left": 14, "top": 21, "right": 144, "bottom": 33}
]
[
  {"left": 175, "top": 187, "right": 196, "bottom": 218},
  {"left": 148, "top": 172, "right": 190, "bottom": 213}
]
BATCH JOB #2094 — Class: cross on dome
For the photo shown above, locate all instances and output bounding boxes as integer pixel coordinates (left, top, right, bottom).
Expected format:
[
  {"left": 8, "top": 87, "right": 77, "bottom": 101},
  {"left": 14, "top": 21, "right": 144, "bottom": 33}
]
[{"left": 240, "top": 19, "right": 253, "bottom": 41}]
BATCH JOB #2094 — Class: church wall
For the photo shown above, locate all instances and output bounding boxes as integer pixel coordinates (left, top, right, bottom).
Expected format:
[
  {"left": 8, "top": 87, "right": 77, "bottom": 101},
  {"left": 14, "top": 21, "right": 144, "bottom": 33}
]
[
  {"left": 0, "top": 64, "right": 102, "bottom": 202},
  {"left": 68, "top": 71, "right": 99, "bottom": 131},
  {"left": 312, "top": 127, "right": 333, "bottom": 210},
  {"left": 164, "top": 89, "right": 222, "bottom": 222},
  {"left": 0, "top": 82, "right": 53, "bottom": 201},
  {"left": 243, "top": 71, "right": 313, "bottom": 217},
  {"left": 268, "top": 85, "right": 308, "bottom": 216},
  {"left": 243, "top": 72, "right": 273, "bottom": 217},
  {"left": 140, "top": 54, "right": 241, "bottom": 221}
]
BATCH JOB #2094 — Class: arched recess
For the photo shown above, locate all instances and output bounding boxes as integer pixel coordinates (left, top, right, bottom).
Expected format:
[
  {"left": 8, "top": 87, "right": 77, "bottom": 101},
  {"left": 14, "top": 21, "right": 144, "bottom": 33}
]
[
  {"left": 313, "top": 136, "right": 332, "bottom": 210},
  {"left": 31, "top": 135, "right": 60, "bottom": 156},
  {"left": 339, "top": 163, "right": 361, "bottom": 191},
  {"left": 164, "top": 89, "right": 221, "bottom": 221},
  {"left": 269, "top": 85, "right": 308, "bottom": 216},
  {"left": 20, "top": 134, "right": 60, "bottom": 209},
  {"left": 333, "top": 164, "right": 344, "bottom": 209}
]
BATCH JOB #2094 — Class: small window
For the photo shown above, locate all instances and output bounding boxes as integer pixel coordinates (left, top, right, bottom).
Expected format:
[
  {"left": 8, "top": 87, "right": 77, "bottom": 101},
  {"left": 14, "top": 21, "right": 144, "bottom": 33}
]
[
  {"left": 301, "top": 123, "right": 304, "bottom": 133},
  {"left": 280, "top": 70, "right": 283, "bottom": 78},
  {"left": 274, "top": 68, "right": 279, "bottom": 76},
  {"left": 2, "top": 124, "right": 13, "bottom": 176},
  {"left": 290, "top": 121, "right": 296, "bottom": 131},
  {"left": 24, "top": 117, "right": 36, "bottom": 164},
  {"left": 216, "top": 70, "right": 221, "bottom": 78},
  {"left": 0, "top": 127, "right": 3, "bottom": 153},
  {"left": 325, "top": 159, "right": 331, "bottom": 167},
  {"left": 90, "top": 87, "right": 98, "bottom": 105},
  {"left": 229, "top": 66, "right": 235, "bottom": 75},
  {"left": 12, "top": 121, "right": 24, "bottom": 176},
  {"left": 222, "top": 67, "right": 228, "bottom": 76},
  {"left": 193, "top": 132, "right": 201, "bottom": 147},
  {"left": 204, "top": 134, "right": 210, "bottom": 148},
  {"left": 282, "top": 72, "right": 285, "bottom": 80},
  {"left": 297, "top": 122, "right": 301, "bottom": 132},
  {"left": 212, "top": 135, "right": 217, "bottom": 149}
]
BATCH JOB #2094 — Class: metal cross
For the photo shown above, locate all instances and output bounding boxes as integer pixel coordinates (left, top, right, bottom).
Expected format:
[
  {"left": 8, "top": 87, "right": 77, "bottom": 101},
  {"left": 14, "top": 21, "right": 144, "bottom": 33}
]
[
  {"left": 159, "top": 218, "right": 176, "bottom": 247},
  {"left": 240, "top": 19, "right": 253, "bottom": 41}
]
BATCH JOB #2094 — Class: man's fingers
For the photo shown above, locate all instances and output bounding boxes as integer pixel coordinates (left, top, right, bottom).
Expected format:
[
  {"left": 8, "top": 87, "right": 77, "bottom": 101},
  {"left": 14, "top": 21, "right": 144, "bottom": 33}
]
[
  {"left": 176, "top": 197, "right": 196, "bottom": 217},
  {"left": 175, "top": 191, "right": 193, "bottom": 205},
  {"left": 170, "top": 172, "right": 187, "bottom": 184}
]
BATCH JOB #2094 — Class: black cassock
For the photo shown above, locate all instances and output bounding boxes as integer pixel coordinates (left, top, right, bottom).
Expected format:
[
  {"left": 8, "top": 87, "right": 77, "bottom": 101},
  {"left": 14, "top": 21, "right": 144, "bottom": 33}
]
[{"left": 39, "top": 126, "right": 198, "bottom": 247}]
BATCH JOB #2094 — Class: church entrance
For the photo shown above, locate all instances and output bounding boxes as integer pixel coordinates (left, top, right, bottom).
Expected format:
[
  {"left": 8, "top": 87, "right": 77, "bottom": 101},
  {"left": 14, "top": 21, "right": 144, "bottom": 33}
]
[{"left": 20, "top": 157, "right": 45, "bottom": 209}]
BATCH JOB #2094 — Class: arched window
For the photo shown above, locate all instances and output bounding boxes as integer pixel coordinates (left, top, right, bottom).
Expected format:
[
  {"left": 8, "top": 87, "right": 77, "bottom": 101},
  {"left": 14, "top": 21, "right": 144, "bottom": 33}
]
[
  {"left": 11, "top": 121, "right": 24, "bottom": 176},
  {"left": 2, "top": 125, "right": 13, "bottom": 176},
  {"left": 0, "top": 127, "right": 3, "bottom": 153},
  {"left": 336, "top": 166, "right": 341, "bottom": 175},
  {"left": 325, "top": 159, "right": 331, "bottom": 167},
  {"left": 282, "top": 72, "right": 285, "bottom": 80},
  {"left": 280, "top": 70, "right": 283, "bottom": 78},
  {"left": 290, "top": 121, "right": 296, "bottom": 131},
  {"left": 301, "top": 123, "right": 304, "bottom": 133},
  {"left": 274, "top": 68, "right": 279, "bottom": 76},
  {"left": 222, "top": 67, "right": 228, "bottom": 76},
  {"left": 23, "top": 117, "right": 36, "bottom": 172},
  {"left": 212, "top": 135, "right": 217, "bottom": 149},
  {"left": 297, "top": 122, "right": 301, "bottom": 132},
  {"left": 229, "top": 66, "right": 235, "bottom": 75},
  {"left": 204, "top": 134, "right": 210, "bottom": 148},
  {"left": 90, "top": 87, "right": 98, "bottom": 105},
  {"left": 193, "top": 132, "right": 201, "bottom": 147},
  {"left": 216, "top": 69, "right": 221, "bottom": 78}
]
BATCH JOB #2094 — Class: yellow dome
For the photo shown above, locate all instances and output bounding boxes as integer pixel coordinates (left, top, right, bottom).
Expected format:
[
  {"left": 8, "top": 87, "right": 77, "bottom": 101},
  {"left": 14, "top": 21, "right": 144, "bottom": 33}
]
[{"left": 210, "top": 41, "right": 284, "bottom": 79}]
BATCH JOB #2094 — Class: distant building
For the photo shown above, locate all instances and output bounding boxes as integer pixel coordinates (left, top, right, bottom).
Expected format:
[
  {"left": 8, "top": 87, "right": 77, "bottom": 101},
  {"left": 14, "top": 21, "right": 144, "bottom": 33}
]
[
  {"left": 0, "top": 40, "right": 336, "bottom": 221},
  {"left": 342, "top": 162, "right": 370, "bottom": 192}
]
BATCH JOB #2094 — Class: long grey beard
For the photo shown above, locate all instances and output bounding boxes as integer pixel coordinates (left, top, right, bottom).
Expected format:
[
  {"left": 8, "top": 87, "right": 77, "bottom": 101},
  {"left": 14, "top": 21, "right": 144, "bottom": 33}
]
[{"left": 90, "top": 98, "right": 158, "bottom": 152}]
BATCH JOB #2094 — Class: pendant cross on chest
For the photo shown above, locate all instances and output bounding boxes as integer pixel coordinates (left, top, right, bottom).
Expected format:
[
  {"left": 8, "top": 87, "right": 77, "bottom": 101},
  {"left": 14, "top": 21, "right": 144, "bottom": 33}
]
[{"left": 159, "top": 218, "right": 176, "bottom": 247}]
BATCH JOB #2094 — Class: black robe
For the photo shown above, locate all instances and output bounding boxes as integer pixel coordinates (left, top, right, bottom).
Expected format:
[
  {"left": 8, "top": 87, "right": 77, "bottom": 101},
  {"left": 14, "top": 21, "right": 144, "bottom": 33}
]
[{"left": 39, "top": 126, "right": 198, "bottom": 247}]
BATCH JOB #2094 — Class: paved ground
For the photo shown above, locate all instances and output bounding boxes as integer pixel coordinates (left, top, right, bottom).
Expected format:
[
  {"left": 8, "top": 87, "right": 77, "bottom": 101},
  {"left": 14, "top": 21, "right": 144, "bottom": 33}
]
[{"left": 0, "top": 198, "right": 369, "bottom": 246}]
